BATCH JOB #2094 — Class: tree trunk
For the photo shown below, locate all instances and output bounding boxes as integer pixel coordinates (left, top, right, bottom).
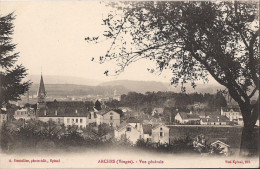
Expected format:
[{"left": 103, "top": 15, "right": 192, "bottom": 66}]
[
  {"left": 239, "top": 103, "right": 259, "bottom": 156},
  {"left": 239, "top": 125, "right": 258, "bottom": 156}
]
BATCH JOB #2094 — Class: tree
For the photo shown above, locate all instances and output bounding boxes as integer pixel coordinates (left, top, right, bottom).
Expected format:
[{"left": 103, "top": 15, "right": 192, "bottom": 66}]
[
  {"left": 0, "top": 13, "right": 31, "bottom": 108},
  {"left": 86, "top": 1, "right": 259, "bottom": 156}
]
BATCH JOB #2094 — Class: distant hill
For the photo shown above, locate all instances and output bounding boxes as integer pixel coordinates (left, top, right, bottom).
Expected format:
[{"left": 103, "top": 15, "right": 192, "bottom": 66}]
[
  {"left": 28, "top": 75, "right": 225, "bottom": 95},
  {"left": 99, "top": 80, "right": 169, "bottom": 93},
  {"left": 29, "top": 75, "right": 102, "bottom": 86},
  {"left": 100, "top": 80, "right": 225, "bottom": 94},
  {"left": 28, "top": 84, "right": 130, "bottom": 97}
]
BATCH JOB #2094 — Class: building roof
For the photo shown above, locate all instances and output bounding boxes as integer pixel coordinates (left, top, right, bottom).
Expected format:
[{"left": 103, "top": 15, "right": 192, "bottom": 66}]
[
  {"left": 222, "top": 107, "right": 240, "bottom": 112},
  {"left": 200, "top": 115, "right": 229, "bottom": 123},
  {"left": 37, "top": 101, "right": 91, "bottom": 117},
  {"left": 38, "top": 74, "right": 46, "bottom": 98},
  {"left": 143, "top": 124, "right": 152, "bottom": 134},
  {"left": 208, "top": 139, "right": 230, "bottom": 147},
  {"left": 178, "top": 112, "right": 200, "bottom": 120},
  {"left": 116, "top": 121, "right": 128, "bottom": 131},
  {"left": 152, "top": 123, "right": 169, "bottom": 130},
  {"left": 126, "top": 117, "right": 140, "bottom": 123}
]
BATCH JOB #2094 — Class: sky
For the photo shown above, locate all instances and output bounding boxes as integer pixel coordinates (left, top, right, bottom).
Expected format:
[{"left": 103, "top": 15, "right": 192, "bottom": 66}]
[{"left": 1, "top": 1, "right": 217, "bottom": 84}]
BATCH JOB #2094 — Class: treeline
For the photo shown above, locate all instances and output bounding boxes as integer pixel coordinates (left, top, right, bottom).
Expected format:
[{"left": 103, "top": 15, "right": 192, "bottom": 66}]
[{"left": 105, "top": 91, "right": 227, "bottom": 112}]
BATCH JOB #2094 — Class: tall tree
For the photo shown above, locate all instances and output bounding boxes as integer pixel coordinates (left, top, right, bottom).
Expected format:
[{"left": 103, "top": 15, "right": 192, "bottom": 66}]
[
  {"left": 0, "top": 13, "right": 31, "bottom": 108},
  {"left": 86, "top": 1, "right": 259, "bottom": 155}
]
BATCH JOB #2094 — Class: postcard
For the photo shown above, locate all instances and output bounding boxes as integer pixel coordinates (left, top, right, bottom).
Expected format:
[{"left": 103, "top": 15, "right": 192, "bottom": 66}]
[{"left": 0, "top": 1, "right": 259, "bottom": 168}]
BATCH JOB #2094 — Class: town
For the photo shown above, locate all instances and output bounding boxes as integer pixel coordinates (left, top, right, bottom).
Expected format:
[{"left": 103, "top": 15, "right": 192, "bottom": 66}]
[{"left": 1, "top": 74, "right": 258, "bottom": 156}]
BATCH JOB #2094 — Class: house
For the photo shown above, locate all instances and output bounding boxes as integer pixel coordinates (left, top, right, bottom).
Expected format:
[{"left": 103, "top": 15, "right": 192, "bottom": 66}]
[
  {"left": 200, "top": 115, "right": 229, "bottom": 125},
  {"left": 151, "top": 124, "right": 169, "bottom": 144},
  {"left": 143, "top": 124, "right": 169, "bottom": 145},
  {"left": 151, "top": 108, "right": 164, "bottom": 116},
  {"left": 175, "top": 112, "right": 200, "bottom": 124},
  {"left": 221, "top": 107, "right": 242, "bottom": 121},
  {"left": 143, "top": 124, "right": 153, "bottom": 142},
  {"left": 209, "top": 139, "right": 230, "bottom": 156},
  {"left": 114, "top": 117, "right": 143, "bottom": 144},
  {"left": 95, "top": 110, "right": 121, "bottom": 127},
  {"left": 14, "top": 107, "right": 36, "bottom": 121}
]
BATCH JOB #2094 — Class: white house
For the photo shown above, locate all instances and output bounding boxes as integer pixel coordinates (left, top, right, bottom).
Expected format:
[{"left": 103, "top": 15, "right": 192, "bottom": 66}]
[
  {"left": 14, "top": 107, "right": 36, "bottom": 121},
  {"left": 210, "top": 140, "right": 230, "bottom": 156},
  {"left": 64, "top": 116, "right": 88, "bottom": 129},
  {"left": 96, "top": 110, "right": 121, "bottom": 127},
  {"left": 115, "top": 117, "right": 169, "bottom": 145},
  {"left": 200, "top": 115, "right": 229, "bottom": 125},
  {"left": 114, "top": 117, "right": 143, "bottom": 144},
  {"left": 175, "top": 112, "right": 200, "bottom": 124},
  {"left": 150, "top": 124, "right": 169, "bottom": 144},
  {"left": 221, "top": 107, "right": 242, "bottom": 121}
]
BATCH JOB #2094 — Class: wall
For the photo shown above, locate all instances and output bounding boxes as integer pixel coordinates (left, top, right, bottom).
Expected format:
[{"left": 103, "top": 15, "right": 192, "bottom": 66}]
[
  {"left": 152, "top": 125, "right": 169, "bottom": 144},
  {"left": 64, "top": 116, "right": 88, "bottom": 128},
  {"left": 103, "top": 111, "right": 120, "bottom": 127}
]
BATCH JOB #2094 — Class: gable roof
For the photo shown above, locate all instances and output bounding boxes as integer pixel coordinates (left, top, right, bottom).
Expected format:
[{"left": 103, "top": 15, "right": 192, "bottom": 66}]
[
  {"left": 178, "top": 112, "right": 200, "bottom": 120},
  {"left": 37, "top": 101, "right": 92, "bottom": 117},
  {"left": 152, "top": 123, "right": 169, "bottom": 130},
  {"left": 222, "top": 107, "right": 240, "bottom": 112},
  {"left": 126, "top": 117, "right": 140, "bottom": 123},
  {"left": 143, "top": 124, "right": 152, "bottom": 134},
  {"left": 38, "top": 74, "right": 46, "bottom": 97},
  {"left": 210, "top": 140, "right": 230, "bottom": 147},
  {"left": 201, "top": 115, "right": 229, "bottom": 123}
]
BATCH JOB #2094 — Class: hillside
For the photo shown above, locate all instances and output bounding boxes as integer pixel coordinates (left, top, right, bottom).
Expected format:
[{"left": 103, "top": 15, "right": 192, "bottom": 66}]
[
  {"left": 99, "top": 80, "right": 169, "bottom": 93},
  {"left": 28, "top": 75, "right": 102, "bottom": 86},
  {"left": 28, "top": 84, "right": 130, "bottom": 97}
]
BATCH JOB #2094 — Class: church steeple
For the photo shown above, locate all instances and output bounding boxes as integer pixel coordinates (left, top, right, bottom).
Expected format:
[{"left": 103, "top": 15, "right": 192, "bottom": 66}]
[{"left": 37, "top": 74, "right": 46, "bottom": 108}]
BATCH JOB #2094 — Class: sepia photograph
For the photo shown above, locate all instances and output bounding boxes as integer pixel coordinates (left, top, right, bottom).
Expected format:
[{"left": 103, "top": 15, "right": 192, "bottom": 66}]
[{"left": 0, "top": 0, "right": 259, "bottom": 168}]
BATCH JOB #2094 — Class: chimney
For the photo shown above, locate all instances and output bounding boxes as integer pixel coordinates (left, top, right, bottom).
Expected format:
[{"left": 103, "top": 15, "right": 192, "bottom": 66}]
[
  {"left": 44, "top": 110, "right": 47, "bottom": 116},
  {"left": 217, "top": 116, "right": 220, "bottom": 122},
  {"left": 190, "top": 111, "right": 192, "bottom": 114},
  {"left": 75, "top": 109, "right": 78, "bottom": 114},
  {"left": 55, "top": 110, "right": 58, "bottom": 116}
]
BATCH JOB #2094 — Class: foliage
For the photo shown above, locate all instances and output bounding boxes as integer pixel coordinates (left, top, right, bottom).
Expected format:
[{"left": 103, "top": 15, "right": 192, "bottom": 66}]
[
  {"left": 86, "top": 1, "right": 259, "bottom": 155},
  {"left": 0, "top": 13, "right": 31, "bottom": 107}
]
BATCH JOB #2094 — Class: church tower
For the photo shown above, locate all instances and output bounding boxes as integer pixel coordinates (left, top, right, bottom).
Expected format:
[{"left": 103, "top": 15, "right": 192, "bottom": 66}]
[{"left": 37, "top": 74, "right": 46, "bottom": 109}]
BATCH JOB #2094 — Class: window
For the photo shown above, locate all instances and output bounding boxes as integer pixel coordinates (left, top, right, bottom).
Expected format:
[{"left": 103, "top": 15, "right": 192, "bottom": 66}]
[
  {"left": 76, "top": 119, "right": 78, "bottom": 123},
  {"left": 220, "top": 123, "right": 221, "bottom": 125},
  {"left": 67, "top": 118, "right": 70, "bottom": 123},
  {"left": 160, "top": 127, "right": 163, "bottom": 130},
  {"left": 127, "top": 127, "right": 131, "bottom": 132},
  {"left": 80, "top": 119, "right": 83, "bottom": 123},
  {"left": 80, "top": 125, "right": 82, "bottom": 129},
  {"left": 147, "top": 138, "right": 151, "bottom": 142},
  {"left": 94, "top": 113, "right": 97, "bottom": 118},
  {"left": 110, "top": 123, "right": 113, "bottom": 126},
  {"left": 72, "top": 118, "right": 74, "bottom": 123},
  {"left": 110, "top": 112, "right": 113, "bottom": 115},
  {"left": 160, "top": 132, "right": 163, "bottom": 137},
  {"left": 110, "top": 116, "right": 113, "bottom": 120}
]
